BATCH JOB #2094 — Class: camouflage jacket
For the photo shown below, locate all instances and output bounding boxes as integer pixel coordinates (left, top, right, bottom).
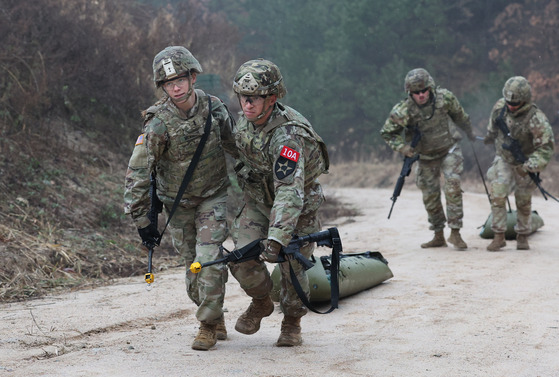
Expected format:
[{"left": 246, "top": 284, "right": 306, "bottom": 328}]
[
  {"left": 124, "top": 89, "right": 236, "bottom": 228},
  {"left": 234, "top": 102, "right": 329, "bottom": 245},
  {"left": 381, "top": 87, "right": 472, "bottom": 160},
  {"left": 485, "top": 98, "right": 554, "bottom": 171}
]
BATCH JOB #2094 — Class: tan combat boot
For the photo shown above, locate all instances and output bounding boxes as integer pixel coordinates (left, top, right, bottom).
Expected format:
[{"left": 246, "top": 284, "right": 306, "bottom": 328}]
[
  {"left": 235, "top": 295, "right": 274, "bottom": 335},
  {"left": 276, "top": 315, "right": 302, "bottom": 347},
  {"left": 516, "top": 234, "right": 530, "bottom": 250},
  {"left": 421, "top": 230, "right": 447, "bottom": 248},
  {"left": 192, "top": 321, "right": 217, "bottom": 351},
  {"left": 448, "top": 229, "right": 467, "bottom": 250},
  {"left": 487, "top": 232, "right": 506, "bottom": 252},
  {"left": 216, "top": 315, "right": 227, "bottom": 340}
]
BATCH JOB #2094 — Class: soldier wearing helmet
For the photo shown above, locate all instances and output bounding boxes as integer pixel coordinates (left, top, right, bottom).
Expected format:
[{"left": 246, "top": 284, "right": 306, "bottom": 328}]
[
  {"left": 124, "top": 46, "right": 237, "bottom": 351},
  {"left": 229, "top": 59, "right": 329, "bottom": 347},
  {"left": 484, "top": 76, "right": 554, "bottom": 251},
  {"left": 381, "top": 68, "right": 475, "bottom": 250}
]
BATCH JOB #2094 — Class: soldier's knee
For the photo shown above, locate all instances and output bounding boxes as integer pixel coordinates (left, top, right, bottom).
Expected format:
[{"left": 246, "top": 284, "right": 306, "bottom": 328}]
[{"left": 444, "top": 178, "right": 462, "bottom": 195}]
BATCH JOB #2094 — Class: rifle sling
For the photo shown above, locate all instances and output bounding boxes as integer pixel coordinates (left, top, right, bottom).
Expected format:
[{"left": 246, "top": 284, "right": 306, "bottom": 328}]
[{"left": 158, "top": 95, "right": 213, "bottom": 242}]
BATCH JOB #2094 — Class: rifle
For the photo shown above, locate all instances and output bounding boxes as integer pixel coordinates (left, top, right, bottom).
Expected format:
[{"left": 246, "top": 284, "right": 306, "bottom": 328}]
[
  {"left": 495, "top": 109, "right": 559, "bottom": 203},
  {"left": 189, "top": 227, "right": 341, "bottom": 273},
  {"left": 189, "top": 227, "right": 343, "bottom": 314},
  {"left": 144, "top": 172, "right": 163, "bottom": 284},
  {"left": 388, "top": 126, "right": 422, "bottom": 219}
]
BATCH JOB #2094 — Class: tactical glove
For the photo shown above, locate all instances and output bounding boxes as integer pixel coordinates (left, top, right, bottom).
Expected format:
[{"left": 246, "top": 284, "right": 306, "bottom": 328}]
[
  {"left": 483, "top": 135, "right": 494, "bottom": 145},
  {"left": 138, "top": 223, "right": 161, "bottom": 247},
  {"left": 258, "top": 239, "right": 282, "bottom": 263}
]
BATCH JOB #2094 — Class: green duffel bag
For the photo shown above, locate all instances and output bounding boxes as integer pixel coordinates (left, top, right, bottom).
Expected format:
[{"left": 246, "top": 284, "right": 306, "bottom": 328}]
[
  {"left": 479, "top": 210, "right": 544, "bottom": 240},
  {"left": 271, "top": 251, "right": 393, "bottom": 303}
]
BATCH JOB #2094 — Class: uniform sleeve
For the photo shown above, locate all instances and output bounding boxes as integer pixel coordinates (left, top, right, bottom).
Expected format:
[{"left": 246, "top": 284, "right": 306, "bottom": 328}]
[
  {"left": 484, "top": 100, "right": 504, "bottom": 144},
  {"left": 380, "top": 101, "right": 409, "bottom": 152},
  {"left": 123, "top": 134, "right": 151, "bottom": 229},
  {"left": 445, "top": 91, "right": 473, "bottom": 135},
  {"left": 526, "top": 110, "right": 555, "bottom": 172},
  {"left": 266, "top": 127, "right": 306, "bottom": 246},
  {"left": 211, "top": 96, "right": 239, "bottom": 158}
]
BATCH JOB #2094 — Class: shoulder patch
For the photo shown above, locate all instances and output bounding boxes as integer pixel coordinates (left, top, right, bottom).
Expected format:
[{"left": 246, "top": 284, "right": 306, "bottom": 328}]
[
  {"left": 280, "top": 145, "right": 300, "bottom": 162},
  {"left": 135, "top": 133, "right": 145, "bottom": 146},
  {"left": 275, "top": 145, "right": 300, "bottom": 180}
]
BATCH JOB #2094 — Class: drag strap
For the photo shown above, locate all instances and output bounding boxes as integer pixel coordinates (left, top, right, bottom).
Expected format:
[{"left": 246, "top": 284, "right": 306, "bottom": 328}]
[{"left": 288, "top": 235, "right": 341, "bottom": 314}]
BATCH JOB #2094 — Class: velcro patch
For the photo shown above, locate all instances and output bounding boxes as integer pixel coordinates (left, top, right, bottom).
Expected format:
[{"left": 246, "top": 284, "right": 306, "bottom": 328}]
[
  {"left": 162, "top": 58, "right": 177, "bottom": 78},
  {"left": 135, "top": 133, "right": 145, "bottom": 145},
  {"left": 280, "top": 146, "right": 300, "bottom": 162},
  {"left": 275, "top": 156, "right": 297, "bottom": 180}
]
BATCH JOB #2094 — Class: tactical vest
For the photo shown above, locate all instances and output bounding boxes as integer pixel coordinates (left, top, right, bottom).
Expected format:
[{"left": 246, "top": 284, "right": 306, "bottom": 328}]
[
  {"left": 235, "top": 103, "right": 329, "bottom": 205},
  {"left": 495, "top": 103, "right": 538, "bottom": 165},
  {"left": 143, "top": 89, "right": 229, "bottom": 201},
  {"left": 407, "top": 90, "right": 455, "bottom": 160}
]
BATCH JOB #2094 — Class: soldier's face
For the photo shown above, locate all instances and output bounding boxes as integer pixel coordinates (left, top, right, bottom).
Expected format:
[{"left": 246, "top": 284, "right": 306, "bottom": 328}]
[
  {"left": 164, "top": 73, "right": 196, "bottom": 107},
  {"left": 240, "top": 94, "right": 276, "bottom": 125},
  {"left": 411, "top": 87, "right": 430, "bottom": 106},
  {"left": 506, "top": 100, "right": 523, "bottom": 113}
]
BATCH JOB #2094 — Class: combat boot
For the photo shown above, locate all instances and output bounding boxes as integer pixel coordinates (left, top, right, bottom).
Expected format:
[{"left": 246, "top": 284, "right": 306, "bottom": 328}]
[
  {"left": 447, "top": 229, "right": 467, "bottom": 250},
  {"left": 216, "top": 315, "right": 227, "bottom": 340},
  {"left": 487, "top": 232, "right": 506, "bottom": 252},
  {"left": 276, "top": 315, "right": 302, "bottom": 347},
  {"left": 235, "top": 295, "right": 274, "bottom": 335},
  {"left": 516, "top": 234, "right": 530, "bottom": 250},
  {"left": 421, "top": 230, "right": 447, "bottom": 248},
  {"left": 191, "top": 321, "right": 217, "bottom": 351}
]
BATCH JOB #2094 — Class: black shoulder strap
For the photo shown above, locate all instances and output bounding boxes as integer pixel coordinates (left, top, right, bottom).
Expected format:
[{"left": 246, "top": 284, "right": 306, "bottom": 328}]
[{"left": 157, "top": 95, "right": 213, "bottom": 242}]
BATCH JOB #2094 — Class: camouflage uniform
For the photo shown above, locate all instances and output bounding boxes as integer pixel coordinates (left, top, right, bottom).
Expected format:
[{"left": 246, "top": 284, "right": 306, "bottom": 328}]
[
  {"left": 229, "top": 59, "right": 329, "bottom": 346},
  {"left": 381, "top": 68, "right": 473, "bottom": 242},
  {"left": 124, "top": 47, "right": 237, "bottom": 331},
  {"left": 231, "top": 103, "right": 329, "bottom": 316},
  {"left": 484, "top": 76, "right": 554, "bottom": 242}
]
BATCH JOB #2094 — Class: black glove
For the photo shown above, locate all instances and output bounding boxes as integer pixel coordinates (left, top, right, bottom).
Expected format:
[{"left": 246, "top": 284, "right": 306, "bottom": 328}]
[{"left": 138, "top": 224, "right": 161, "bottom": 247}]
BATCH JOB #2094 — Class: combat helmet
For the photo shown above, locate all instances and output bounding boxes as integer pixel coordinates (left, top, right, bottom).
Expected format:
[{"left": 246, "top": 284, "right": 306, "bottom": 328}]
[
  {"left": 152, "top": 46, "right": 203, "bottom": 87},
  {"left": 404, "top": 68, "right": 435, "bottom": 93},
  {"left": 502, "top": 76, "right": 531, "bottom": 104},
  {"left": 233, "top": 59, "right": 287, "bottom": 99}
]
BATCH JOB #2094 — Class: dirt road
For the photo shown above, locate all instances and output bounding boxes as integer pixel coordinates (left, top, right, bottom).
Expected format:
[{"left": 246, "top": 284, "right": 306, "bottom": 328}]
[{"left": 2, "top": 187, "right": 559, "bottom": 377}]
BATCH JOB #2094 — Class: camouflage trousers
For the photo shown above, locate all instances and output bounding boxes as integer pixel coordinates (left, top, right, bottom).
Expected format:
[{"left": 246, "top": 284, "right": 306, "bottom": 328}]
[
  {"left": 166, "top": 187, "right": 229, "bottom": 325},
  {"left": 487, "top": 156, "right": 536, "bottom": 235},
  {"left": 229, "top": 193, "right": 321, "bottom": 318},
  {"left": 415, "top": 146, "right": 464, "bottom": 231}
]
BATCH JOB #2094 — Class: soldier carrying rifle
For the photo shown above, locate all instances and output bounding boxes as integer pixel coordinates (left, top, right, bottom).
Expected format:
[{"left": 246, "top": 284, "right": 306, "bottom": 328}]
[{"left": 381, "top": 68, "right": 475, "bottom": 250}]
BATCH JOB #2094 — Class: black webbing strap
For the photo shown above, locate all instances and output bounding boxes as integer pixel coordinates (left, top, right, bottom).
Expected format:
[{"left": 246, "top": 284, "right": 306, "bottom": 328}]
[
  {"left": 157, "top": 95, "right": 213, "bottom": 242},
  {"left": 288, "top": 231, "right": 342, "bottom": 314}
]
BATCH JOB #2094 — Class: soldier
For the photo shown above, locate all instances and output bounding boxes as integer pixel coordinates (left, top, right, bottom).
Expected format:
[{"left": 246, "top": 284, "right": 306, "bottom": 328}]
[
  {"left": 381, "top": 68, "right": 475, "bottom": 250},
  {"left": 123, "top": 46, "right": 237, "bottom": 351},
  {"left": 484, "top": 76, "right": 555, "bottom": 251},
  {"left": 229, "top": 59, "right": 329, "bottom": 347}
]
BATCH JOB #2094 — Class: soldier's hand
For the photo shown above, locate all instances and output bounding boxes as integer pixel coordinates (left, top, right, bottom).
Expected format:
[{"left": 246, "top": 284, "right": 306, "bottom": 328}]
[
  {"left": 258, "top": 239, "right": 282, "bottom": 263},
  {"left": 514, "top": 164, "right": 529, "bottom": 177},
  {"left": 399, "top": 145, "right": 415, "bottom": 158},
  {"left": 483, "top": 136, "right": 494, "bottom": 145},
  {"left": 138, "top": 223, "right": 161, "bottom": 247}
]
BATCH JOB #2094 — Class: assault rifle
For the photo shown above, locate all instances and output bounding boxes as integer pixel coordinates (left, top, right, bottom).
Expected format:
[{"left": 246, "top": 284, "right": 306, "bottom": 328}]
[
  {"left": 189, "top": 227, "right": 342, "bottom": 273},
  {"left": 388, "top": 127, "right": 422, "bottom": 219},
  {"left": 189, "top": 227, "right": 343, "bottom": 314},
  {"left": 495, "top": 111, "right": 559, "bottom": 203},
  {"left": 144, "top": 172, "right": 163, "bottom": 284}
]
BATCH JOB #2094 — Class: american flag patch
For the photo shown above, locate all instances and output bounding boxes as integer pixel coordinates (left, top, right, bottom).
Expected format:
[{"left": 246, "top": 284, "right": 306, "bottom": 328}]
[{"left": 135, "top": 134, "right": 145, "bottom": 145}]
